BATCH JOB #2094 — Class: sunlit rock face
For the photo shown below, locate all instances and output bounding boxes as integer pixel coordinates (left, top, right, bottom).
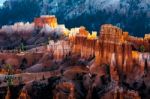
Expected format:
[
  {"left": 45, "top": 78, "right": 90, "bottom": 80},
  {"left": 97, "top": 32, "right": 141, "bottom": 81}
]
[
  {"left": 68, "top": 24, "right": 149, "bottom": 77},
  {"left": 99, "top": 24, "right": 123, "bottom": 42},
  {"left": 47, "top": 40, "right": 71, "bottom": 62},
  {"left": 127, "top": 35, "right": 150, "bottom": 52},
  {"left": 70, "top": 27, "right": 97, "bottom": 59},
  {"left": 34, "top": 15, "right": 58, "bottom": 28},
  {"left": 144, "top": 34, "right": 150, "bottom": 41},
  {"left": 110, "top": 53, "right": 120, "bottom": 83},
  {"left": 95, "top": 24, "right": 133, "bottom": 76},
  {"left": 68, "top": 24, "right": 149, "bottom": 87}
]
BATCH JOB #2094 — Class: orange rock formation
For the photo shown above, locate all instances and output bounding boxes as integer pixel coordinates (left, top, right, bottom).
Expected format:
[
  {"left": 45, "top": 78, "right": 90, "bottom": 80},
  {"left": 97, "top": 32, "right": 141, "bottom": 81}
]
[
  {"left": 71, "top": 27, "right": 97, "bottom": 59},
  {"left": 18, "top": 89, "right": 30, "bottom": 99},
  {"left": 34, "top": 15, "right": 58, "bottom": 28},
  {"left": 69, "top": 24, "right": 150, "bottom": 80}
]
